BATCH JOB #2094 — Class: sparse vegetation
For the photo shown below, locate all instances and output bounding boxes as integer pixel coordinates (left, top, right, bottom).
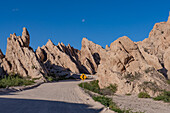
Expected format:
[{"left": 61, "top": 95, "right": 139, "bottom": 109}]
[
  {"left": 79, "top": 80, "right": 117, "bottom": 95},
  {"left": 153, "top": 91, "right": 170, "bottom": 102},
  {"left": 139, "top": 81, "right": 161, "bottom": 93},
  {"left": 138, "top": 92, "right": 151, "bottom": 98},
  {"left": 125, "top": 93, "right": 132, "bottom": 96},
  {"left": 93, "top": 96, "right": 143, "bottom": 113},
  {"left": 167, "top": 80, "right": 170, "bottom": 85},
  {"left": 45, "top": 73, "right": 75, "bottom": 82},
  {"left": 124, "top": 72, "right": 141, "bottom": 81},
  {"left": 45, "top": 73, "right": 57, "bottom": 82},
  {"left": 79, "top": 80, "right": 144, "bottom": 112},
  {"left": 0, "top": 75, "right": 35, "bottom": 88},
  {"left": 79, "top": 80, "right": 101, "bottom": 94},
  {"left": 144, "top": 67, "right": 155, "bottom": 73},
  {"left": 100, "top": 84, "right": 118, "bottom": 95}
]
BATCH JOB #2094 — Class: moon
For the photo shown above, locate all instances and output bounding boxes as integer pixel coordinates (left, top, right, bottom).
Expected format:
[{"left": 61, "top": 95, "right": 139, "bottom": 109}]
[{"left": 82, "top": 19, "right": 85, "bottom": 22}]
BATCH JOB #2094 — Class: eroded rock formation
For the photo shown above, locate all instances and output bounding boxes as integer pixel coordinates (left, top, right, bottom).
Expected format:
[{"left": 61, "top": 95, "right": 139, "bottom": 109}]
[
  {"left": 1, "top": 28, "right": 47, "bottom": 80},
  {"left": 96, "top": 15, "right": 170, "bottom": 96},
  {"left": 36, "top": 40, "right": 80, "bottom": 75},
  {"left": 0, "top": 14, "right": 169, "bottom": 96},
  {"left": 96, "top": 36, "right": 169, "bottom": 96}
]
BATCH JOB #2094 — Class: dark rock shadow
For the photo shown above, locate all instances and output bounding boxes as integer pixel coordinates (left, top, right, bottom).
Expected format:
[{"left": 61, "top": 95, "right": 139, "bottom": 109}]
[
  {"left": 92, "top": 53, "right": 101, "bottom": 65},
  {"left": 157, "top": 68, "right": 168, "bottom": 79},
  {"left": 0, "top": 98, "right": 102, "bottom": 113},
  {"left": 44, "top": 60, "right": 71, "bottom": 76}
]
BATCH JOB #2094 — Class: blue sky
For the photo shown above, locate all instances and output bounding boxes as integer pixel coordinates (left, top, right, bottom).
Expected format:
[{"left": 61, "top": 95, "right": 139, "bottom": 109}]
[{"left": 0, "top": 0, "right": 170, "bottom": 54}]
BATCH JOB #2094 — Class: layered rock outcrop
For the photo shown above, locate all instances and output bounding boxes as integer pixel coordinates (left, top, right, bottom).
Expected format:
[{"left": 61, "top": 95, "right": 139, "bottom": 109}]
[
  {"left": 96, "top": 36, "right": 169, "bottom": 96},
  {"left": 137, "top": 14, "right": 170, "bottom": 79},
  {"left": 80, "top": 38, "right": 105, "bottom": 74},
  {"left": 36, "top": 40, "right": 80, "bottom": 75},
  {"left": 1, "top": 28, "right": 47, "bottom": 80},
  {"left": 95, "top": 15, "right": 170, "bottom": 96}
]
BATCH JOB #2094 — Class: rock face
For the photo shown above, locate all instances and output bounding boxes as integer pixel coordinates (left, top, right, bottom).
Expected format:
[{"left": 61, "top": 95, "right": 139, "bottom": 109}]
[
  {"left": 36, "top": 40, "right": 80, "bottom": 75},
  {"left": 164, "top": 47, "right": 170, "bottom": 79},
  {"left": 95, "top": 15, "right": 170, "bottom": 96},
  {"left": 1, "top": 28, "right": 47, "bottom": 80},
  {"left": 137, "top": 15, "right": 170, "bottom": 79},
  {"left": 0, "top": 49, "right": 5, "bottom": 77},
  {"left": 80, "top": 38, "right": 105, "bottom": 74},
  {"left": 96, "top": 36, "right": 169, "bottom": 96},
  {"left": 0, "top": 49, "right": 4, "bottom": 59}
]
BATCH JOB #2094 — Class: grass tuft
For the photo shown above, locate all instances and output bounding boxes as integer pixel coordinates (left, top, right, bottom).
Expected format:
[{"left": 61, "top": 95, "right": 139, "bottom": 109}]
[
  {"left": 79, "top": 80, "right": 117, "bottom": 95},
  {"left": 0, "top": 75, "right": 35, "bottom": 88},
  {"left": 93, "top": 96, "right": 143, "bottom": 113},
  {"left": 138, "top": 92, "right": 151, "bottom": 98},
  {"left": 125, "top": 93, "right": 132, "bottom": 96},
  {"left": 79, "top": 80, "right": 101, "bottom": 94},
  {"left": 153, "top": 91, "right": 170, "bottom": 102},
  {"left": 167, "top": 80, "right": 170, "bottom": 85}
]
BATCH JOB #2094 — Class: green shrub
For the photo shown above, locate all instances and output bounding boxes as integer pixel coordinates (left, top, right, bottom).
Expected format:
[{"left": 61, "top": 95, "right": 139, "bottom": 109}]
[
  {"left": 167, "top": 80, "right": 170, "bottom": 85},
  {"left": 79, "top": 80, "right": 117, "bottom": 95},
  {"left": 125, "top": 93, "right": 131, "bottom": 96},
  {"left": 100, "top": 84, "right": 117, "bottom": 95},
  {"left": 138, "top": 81, "right": 161, "bottom": 93},
  {"left": 92, "top": 96, "right": 142, "bottom": 113},
  {"left": 0, "top": 75, "right": 35, "bottom": 88},
  {"left": 47, "top": 76, "right": 54, "bottom": 82},
  {"left": 108, "top": 84, "right": 118, "bottom": 93},
  {"left": 92, "top": 96, "right": 112, "bottom": 107},
  {"left": 138, "top": 92, "right": 151, "bottom": 98},
  {"left": 79, "top": 80, "right": 100, "bottom": 94},
  {"left": 45, "top": 75, "right": 58, "bottom": 82},
  {"left": 153, "top": 91, "right": 170, "bottom": 102},
  {"left": 92, "top": 96, "right": 122, "bottom": 112}
]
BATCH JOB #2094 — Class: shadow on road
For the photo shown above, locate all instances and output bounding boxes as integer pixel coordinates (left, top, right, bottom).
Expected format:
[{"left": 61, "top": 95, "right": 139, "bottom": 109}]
[{"left": 0, "top": 97, "right": 102, "bottom": 113}]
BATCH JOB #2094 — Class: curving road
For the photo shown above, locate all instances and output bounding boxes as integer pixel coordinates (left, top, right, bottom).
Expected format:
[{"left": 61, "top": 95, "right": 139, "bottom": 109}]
[{"left": 0, "top": 79, "right": 114, "bottom": 113}]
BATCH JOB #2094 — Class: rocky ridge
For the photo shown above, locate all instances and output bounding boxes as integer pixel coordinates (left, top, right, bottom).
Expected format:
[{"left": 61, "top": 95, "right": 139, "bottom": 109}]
[{"left": 0, "top": 14, "right": 170, "bottom": 96}]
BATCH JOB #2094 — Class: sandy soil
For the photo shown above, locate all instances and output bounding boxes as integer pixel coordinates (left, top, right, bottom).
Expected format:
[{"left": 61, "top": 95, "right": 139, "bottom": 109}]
[
  {"left": 111, "top": 95, "right": 170, "bottom": 113},
  {"left": 0, "top": 79, "right": 114, "bottom": 113}
]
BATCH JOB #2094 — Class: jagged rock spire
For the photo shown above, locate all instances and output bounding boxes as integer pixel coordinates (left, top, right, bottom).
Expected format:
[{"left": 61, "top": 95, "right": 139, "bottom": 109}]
[
  {"left": 167, "top": 11, "right": 170, "bottom": 23},
  {"left": 21, "top": 27, "right": 30, "bottom": 47}
]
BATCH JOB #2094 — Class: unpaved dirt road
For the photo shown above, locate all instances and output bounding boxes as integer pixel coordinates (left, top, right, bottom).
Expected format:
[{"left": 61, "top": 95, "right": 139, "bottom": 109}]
[{"left": 0, "top": 80, "right": 113, "bottom": 113}]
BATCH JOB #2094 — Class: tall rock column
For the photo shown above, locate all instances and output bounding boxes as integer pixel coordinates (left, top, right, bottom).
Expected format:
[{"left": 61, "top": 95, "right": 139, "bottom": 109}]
[{"left": 21, "top": 27, "right": 30, "bottom": 47}]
